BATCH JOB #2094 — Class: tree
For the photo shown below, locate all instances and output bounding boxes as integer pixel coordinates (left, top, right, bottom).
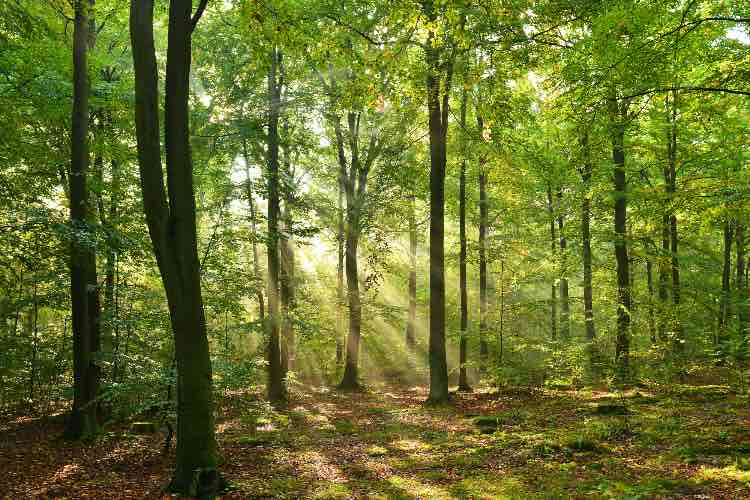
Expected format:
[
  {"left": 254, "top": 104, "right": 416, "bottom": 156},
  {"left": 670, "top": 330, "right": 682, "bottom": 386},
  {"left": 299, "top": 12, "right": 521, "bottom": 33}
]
[
  {"left": 65, "top": 0, "right": 100, "bottom": 440},
  {"left": 266, "top": 46, "right": 286, "bottom": 403},
  {"left": 457, "top": 86, "right": 471, "bottom": 392},
  {"left": 422, "top": 0, "right": 455, "bottom": 404},
  {"left": 129, "top": 0, "right": 224, "bottom": 493}
]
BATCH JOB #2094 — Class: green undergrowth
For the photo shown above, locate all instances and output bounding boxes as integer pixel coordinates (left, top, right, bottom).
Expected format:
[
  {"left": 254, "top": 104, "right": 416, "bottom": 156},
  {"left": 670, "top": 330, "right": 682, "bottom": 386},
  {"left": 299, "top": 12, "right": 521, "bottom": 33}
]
[{"left": 216, "top": 384, "right": 750, "bottom": 498}]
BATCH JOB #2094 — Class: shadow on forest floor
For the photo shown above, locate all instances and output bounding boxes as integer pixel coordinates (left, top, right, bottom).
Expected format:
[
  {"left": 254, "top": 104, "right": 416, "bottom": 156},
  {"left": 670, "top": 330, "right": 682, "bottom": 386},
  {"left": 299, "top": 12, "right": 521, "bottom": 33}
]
[{"left": 3, "top": 383, "right": 750, "bottom": 498}]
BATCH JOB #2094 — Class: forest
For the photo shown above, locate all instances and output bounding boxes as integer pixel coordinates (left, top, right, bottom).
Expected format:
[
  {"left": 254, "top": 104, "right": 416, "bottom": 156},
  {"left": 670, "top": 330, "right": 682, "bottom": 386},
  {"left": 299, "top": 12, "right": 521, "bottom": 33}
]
[{"left": 2, "top": 0, "right": 750, "bottom": 498}]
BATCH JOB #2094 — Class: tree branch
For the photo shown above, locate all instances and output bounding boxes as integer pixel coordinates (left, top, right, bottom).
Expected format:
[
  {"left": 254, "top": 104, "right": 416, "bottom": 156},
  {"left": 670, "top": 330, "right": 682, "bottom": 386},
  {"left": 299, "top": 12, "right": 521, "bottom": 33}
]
[{"left": 190, "top": 0, "right": 208, "bottom": 31}]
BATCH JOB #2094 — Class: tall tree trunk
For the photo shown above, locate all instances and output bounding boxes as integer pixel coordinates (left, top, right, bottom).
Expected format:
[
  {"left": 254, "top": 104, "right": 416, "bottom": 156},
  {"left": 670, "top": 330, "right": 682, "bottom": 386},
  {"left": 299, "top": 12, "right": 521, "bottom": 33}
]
[
  {"left": 406, "top": 194, "right": 417, "bottom": 350},
  {"left": 423, "top": 2, "right": 452, "bottom": 403},
  {"left": 666, "top": 90, "right": 682, "bottom": 344},
  {"left": 546, "top": 185, "right": 558, "bottom": 340},
  {"left": 280, "top": 123, "right": 295, "bottom": 375},
  {"left": 478, "top": 115, "right": 489, "bottom": 373},
  {"left": 130, "top": 0, "right": 223, "bottom": 493},
  {"left": 646, "top": 259, "right": 656, "bottom": 343},
  {"left": 658, "top": 212, "right": 670, "bottom": 341},
  {"left": 101, "top": 160, "right": 119, "bottom": 370},
  {"left": 457, "top": 88, "right": 471, "bottom": 392},
  {"left": 737, "top": 223, "right": 748, "bottom": 344},
  {"left": 266, "top": 47, "right": 285, "bottom": 403},
  {"left": 339, "top": 211, "right": 362, "bottom": 389},
  {"left": 336, "top": 173, "right": 345, "bottom": 364},
  {"left": 719, "top": 218, "right": 734, "bottom": 353},
  {"left": 611, "top": 98, "right": 631, "bottom": 381},
  {"left": 242, "top": 140, "right": 265, "bottom": 324},
  {"left": 498, "top": 260, "right": 505, "bottom": 365},
  {"left": 557, "top": 189, "right": 570, "bottom": 339},
  {"left": 337, "top": 112, "right": 370, "bottom": 391},
  {"left": 579, "top": 133, "right": 595, "bottom": 341},
  {"left": 65, "top": 0, "right": 99, "bottom": 440}
]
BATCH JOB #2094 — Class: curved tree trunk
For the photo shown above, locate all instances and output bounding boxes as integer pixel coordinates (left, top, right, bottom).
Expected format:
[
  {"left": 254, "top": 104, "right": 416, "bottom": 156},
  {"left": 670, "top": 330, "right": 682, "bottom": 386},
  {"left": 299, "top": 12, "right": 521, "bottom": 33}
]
[{"left": 130, "top": 0, "right": 223, "bottom": 493}]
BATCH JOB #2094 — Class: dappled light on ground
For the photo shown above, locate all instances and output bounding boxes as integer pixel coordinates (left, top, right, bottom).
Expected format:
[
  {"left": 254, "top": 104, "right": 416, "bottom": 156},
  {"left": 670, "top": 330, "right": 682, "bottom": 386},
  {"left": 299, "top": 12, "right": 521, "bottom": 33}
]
[{"left": 4, "top": 383, "right": 750, "bottom": 498}]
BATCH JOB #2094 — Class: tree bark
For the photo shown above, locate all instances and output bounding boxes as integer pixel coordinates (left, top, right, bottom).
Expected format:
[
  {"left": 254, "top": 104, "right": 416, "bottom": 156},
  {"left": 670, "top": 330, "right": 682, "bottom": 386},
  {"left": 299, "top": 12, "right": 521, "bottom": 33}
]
[
  {"left": 546, "top": 185, "right": 558, "bottom": 340},
  {"left": 130, "top": 0, "right": 223, "bottom": 493},
  {"left": 737, "top": 223, "right": 747, "bottom": 344},
  {"left": 666, "top": 90, "right": 682, "bottom": 344},
  {"left": 611, "top": 98, "right": 631, "bottom": 381},
  {"left": 557, "top": 189, "right": 570, "bottom": 339},
  {"left": 646, "top": 259, "right": 656, "bottom": 343},
  {"left": 457, "top": 88, "right": 471, "bottom": 392},
  {"left": 266, "top": 47, "right": 285, "bottom": 403},
  {"left": 719, "top": 218, "right": 734, "bottom": 352},
  {"left": 658, "top": 212, "right": 670, "bottom": 341},
  {"left": 241, "top": 140, "right": 265, "bottom": 324},
  {"left": 336, "top": 112, "right": 374, "bottom": 391},
  {"left": 478, "top": 115, "right": 489, "bottom": 373},
  {"left": 65, "top": 0, "right": 99, "bottom": 440},
  {"left": 423, "top": 4, "right": 452, "bottom": 402},
  {"left": 579, "top": 133, "right": 595, "bottom": 341},
  {"left": 406, "top": 194, "right": 417, "bottom": 350},
  {"left": 336, "top": 172, "right": 345, "bottom": 364},
  {"left": 280, "top": 122, "right": 295, "bottom": 375}
]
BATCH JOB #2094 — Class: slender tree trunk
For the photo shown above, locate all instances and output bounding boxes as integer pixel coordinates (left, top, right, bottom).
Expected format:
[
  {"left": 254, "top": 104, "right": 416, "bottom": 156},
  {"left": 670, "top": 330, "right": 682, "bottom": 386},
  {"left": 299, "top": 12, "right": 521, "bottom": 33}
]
[
  {"left": 423, "top": 5, "right": 452, "bottom": 402},
  {"left": 457, "top": 88, "right": 471, "bottom": 392},
  {"left": 737, "top": 223, "right": 748, "bottom": 345},
  {"left": 478, "top": 115, "right": 489, "bottom": 373},
  {"left": 611, "top": 98, "right": 631, "bottom": 381},
  {"left": 579, "top": 134, "right": 596, "bottom": 341},
  {"left": 65, "top": 0, "right": 99, "bottom": 440},
  {"left": 339, "top": 217, "right": 362, "bottom": 389},
  {"left": 498, "top": 260, "right": 505, "bottom": 365},
  {"left": 646, "top": 259, "right": 656, "bottom": 343},
  {"left": 546, "top": 185, "right": 558, "bottom": 340},
  {"left": 242, "top": 140, "right": 265, "bottom": 324},
  {"left": 266, "top": 47, "right": 285, "bottom": 403},
  {"left": 719, "top": 218, "right": 734, "bottom": 353},
  {"left": 557, "top": 189, "right": 570, "bottom": 339},
  {"left": 658, "top": 212, "right": 670, "bottom": 341},
  {"left": 666, "top": 90, "right": 682, "bottom": 344},
  {"left": 336, "top": 174, "right": 345, "bottom": 364},
  {"left": 102, "top": 160, "right": 119, "bottom": 364},
  {"left": 406, "top": 195, "right": 417, "bottom": 350},
  {"left": 337, "top": 112, "right": 371, "bottom": 391},
  {"left": 280, "top": 123, "right": 295, "bottom": 375},
  {"left": 130, "top": 0, "right": 223, "bottom": 493},
  {"left": 29, "top": 278, "right": 38, "bottom": 405}
]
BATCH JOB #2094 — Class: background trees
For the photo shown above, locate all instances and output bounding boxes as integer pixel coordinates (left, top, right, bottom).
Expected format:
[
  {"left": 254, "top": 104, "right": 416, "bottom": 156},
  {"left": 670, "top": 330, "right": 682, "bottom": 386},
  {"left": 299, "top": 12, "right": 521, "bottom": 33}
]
[{"left": 1, "top": 0, "right": 750, "bottom": 489}]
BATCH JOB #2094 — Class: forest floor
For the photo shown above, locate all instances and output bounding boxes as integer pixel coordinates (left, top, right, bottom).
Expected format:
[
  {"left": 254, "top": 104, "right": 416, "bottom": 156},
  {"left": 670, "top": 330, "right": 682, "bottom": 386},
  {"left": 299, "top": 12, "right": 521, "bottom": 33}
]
[{"left": 3, "top": 383, "right": 750, "bottom": 499}]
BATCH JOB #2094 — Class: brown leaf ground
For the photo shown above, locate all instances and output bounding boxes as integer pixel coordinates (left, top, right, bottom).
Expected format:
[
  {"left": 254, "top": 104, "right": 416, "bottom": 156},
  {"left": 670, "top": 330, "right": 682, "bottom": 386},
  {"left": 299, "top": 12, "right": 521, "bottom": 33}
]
[{"left": 3, "top": 383, "right": 750, "bottom": 499}]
